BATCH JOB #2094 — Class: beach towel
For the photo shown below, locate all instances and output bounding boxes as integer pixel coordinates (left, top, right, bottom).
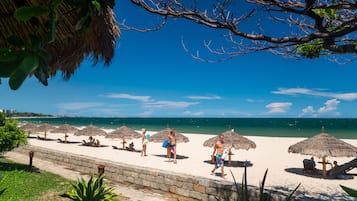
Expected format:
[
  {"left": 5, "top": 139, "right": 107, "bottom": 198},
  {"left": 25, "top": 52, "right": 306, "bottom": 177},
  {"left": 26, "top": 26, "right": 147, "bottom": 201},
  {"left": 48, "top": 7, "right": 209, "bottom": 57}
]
[{"left": 162, "top": 139, "right": 169, "bottom": 148}]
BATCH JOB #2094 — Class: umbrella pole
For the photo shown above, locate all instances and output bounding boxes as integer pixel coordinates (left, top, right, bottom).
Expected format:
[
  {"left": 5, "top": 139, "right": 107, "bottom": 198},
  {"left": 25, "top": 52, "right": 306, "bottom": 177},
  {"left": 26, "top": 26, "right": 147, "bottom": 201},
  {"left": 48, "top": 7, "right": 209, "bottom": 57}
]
[
  {"left": 322, "top": 156, "right": 327, "bottom": 177},
  {"left": 228, "top": 148, "right": 232, "bottom": 166},
  {"left": 122, "top": 138, "right": 126, "bottom": 149}
]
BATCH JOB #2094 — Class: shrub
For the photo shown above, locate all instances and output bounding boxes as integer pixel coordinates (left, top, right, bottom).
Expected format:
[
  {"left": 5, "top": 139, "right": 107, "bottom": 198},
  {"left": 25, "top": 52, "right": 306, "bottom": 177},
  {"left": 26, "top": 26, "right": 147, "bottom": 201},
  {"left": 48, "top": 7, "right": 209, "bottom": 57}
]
[
  {"left": 231, "top": 166, "right": 300, "bottom": 201},
  {"left": 62, "top": 174, "right": 118, "bottom": 201},
  {"left": 0, "top": 114, "right": 27, "bottom": 153}
]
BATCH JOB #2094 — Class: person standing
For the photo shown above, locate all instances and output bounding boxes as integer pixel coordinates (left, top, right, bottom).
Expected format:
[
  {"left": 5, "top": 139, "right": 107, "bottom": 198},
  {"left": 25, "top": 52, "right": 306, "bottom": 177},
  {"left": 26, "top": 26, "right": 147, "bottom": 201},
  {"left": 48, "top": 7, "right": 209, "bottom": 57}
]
[
  {"left": 167, "top": 129, "right": 177, "bottom": 164},
  {"left": 141, "top": 129, "right": 148, "bottom": 156},
  {"left": 211, "top": 134, "right": 225, "bottom": 179}
]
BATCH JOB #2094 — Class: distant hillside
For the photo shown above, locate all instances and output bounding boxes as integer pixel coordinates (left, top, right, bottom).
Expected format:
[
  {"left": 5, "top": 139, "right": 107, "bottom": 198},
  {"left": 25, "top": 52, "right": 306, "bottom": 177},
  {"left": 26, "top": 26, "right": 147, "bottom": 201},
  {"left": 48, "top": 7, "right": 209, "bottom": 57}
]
[{"left": 5, "top": 112, "right": 53, "bottom": 118}]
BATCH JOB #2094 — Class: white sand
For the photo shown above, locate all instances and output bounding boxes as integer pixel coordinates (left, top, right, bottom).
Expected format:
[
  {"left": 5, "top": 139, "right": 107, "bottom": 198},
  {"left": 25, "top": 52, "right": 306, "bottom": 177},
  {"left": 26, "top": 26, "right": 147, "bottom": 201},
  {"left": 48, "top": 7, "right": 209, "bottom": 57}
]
[{"left": 27, "top": 130, "right": 357, "bottom": 200}]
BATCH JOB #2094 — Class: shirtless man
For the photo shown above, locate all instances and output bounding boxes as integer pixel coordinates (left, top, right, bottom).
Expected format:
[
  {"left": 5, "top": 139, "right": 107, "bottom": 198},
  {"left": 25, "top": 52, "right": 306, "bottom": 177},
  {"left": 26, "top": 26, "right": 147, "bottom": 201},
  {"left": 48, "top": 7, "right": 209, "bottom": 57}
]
[{"left": 211, "top": 134, "right": 225, "bottom": 179}]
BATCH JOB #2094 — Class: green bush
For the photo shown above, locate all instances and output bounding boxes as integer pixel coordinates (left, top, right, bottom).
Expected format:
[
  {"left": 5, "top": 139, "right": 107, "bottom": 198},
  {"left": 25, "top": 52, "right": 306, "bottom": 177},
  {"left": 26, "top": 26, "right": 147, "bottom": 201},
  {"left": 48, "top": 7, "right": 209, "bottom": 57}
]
[
  {"left": 62, "top": 174, "right": 118, "bottom": 201},
  {"left": 0, "top": 114, "right": 27, "bottom": 153}
]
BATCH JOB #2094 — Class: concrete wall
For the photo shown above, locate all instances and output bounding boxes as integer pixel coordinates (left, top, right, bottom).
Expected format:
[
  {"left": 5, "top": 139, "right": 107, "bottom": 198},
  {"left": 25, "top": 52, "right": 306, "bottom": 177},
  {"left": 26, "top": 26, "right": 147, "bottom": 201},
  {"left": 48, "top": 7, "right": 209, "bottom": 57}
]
[{"left": 12, "top": 145, "right": 290, "bottom": 201}]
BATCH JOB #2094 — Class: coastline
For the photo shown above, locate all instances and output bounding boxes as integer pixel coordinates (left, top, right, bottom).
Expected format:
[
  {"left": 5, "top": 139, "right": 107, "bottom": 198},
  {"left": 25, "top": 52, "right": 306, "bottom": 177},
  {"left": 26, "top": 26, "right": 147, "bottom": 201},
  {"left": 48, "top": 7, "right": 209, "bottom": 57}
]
[{"left": 24, "top": 129, "right": 357, "bottom": 200}]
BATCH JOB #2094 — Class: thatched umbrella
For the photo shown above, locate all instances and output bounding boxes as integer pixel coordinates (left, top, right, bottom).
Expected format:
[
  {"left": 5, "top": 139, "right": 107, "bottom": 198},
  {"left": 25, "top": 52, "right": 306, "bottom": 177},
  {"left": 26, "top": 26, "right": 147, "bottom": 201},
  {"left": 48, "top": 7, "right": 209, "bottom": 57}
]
[
  {"left": 203, "top": 130, "right": 256, "bottom": 165},
  {"left": 74, "top": 125, "right": 107, "bottom": 137},
  {"left": 51, "top": 124, "right": 79, "bottom": 143},
  {"left": 149, "top": 128, "right": 189, "bottom": 143},
  {"left": 288, "top": 127, "right": 357, "bottom": 176},
  {"left": 106, "top": 126, "right": 141, "bottom": 149},
  {"left": 0, "top": 1, "right": 120, "bottom": 81},
  {"left": 36, "top": 123, "right": 56, "bottom": 139},
  {"left": 19, "top": 123, "right": 38, "bottom": 137}
]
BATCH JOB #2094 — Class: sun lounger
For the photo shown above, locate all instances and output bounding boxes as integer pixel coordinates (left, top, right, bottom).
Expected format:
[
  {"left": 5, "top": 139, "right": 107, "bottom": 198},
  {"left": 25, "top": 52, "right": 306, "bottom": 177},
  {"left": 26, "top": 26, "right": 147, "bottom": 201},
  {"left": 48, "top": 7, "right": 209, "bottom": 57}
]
[
  {"left": 327, "top": 158, "right": 357, "bottom": 178},
  {"left": 303, "top": 159, "right": 318, "bottom": 174}
]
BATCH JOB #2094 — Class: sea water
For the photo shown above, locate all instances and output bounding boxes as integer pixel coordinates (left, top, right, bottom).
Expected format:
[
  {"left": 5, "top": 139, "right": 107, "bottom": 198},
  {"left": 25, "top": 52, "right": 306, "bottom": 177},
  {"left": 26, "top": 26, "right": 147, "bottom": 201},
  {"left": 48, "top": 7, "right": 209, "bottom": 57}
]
[{"left": 18, "top": 117, "right": 357, "bottom": 139}]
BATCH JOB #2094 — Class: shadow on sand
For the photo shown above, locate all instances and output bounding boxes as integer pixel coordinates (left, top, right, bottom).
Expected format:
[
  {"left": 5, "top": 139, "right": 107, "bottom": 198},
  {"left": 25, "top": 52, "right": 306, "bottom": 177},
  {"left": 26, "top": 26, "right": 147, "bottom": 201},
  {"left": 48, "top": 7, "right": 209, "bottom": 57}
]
[
  {"left": 152, "top": 154, "right": 189, "bottom": 160},
  {"left": 284, "top": 167, "right": 353, "bottom": 180},
  {"left": 203, "top": 160, "right": 253, "bottom": 168}
]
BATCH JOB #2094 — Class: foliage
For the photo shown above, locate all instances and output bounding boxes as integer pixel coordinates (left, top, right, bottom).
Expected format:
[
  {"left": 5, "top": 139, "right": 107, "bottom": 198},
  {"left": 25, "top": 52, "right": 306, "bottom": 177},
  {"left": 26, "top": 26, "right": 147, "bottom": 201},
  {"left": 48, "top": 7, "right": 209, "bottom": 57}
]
[
  {"left": 0, "top": 113, "right": 27, "bottom": 153},
  {"left": 0, "top": 0, "right": 115, "bottom": 90},
  {"left": 340, "top": 185, "right": 357, "bottom": 197},
  {"left": 62, "top": 174, "right": 118, "bottom": 201},
  {"left": 127, "top": 0, "right": 356, "bottom": 61},
  {"left": 0, "top": 112, "right": 4, "bottom": 126},
  {"left": 296, "top": 40, "right": 324, "bottom": 59},
  {"left": 231, "top": 166, "right": 300, "bottom": 200},
  {"left": 0, "top": 158, "right": 71, "bottom": 200}
]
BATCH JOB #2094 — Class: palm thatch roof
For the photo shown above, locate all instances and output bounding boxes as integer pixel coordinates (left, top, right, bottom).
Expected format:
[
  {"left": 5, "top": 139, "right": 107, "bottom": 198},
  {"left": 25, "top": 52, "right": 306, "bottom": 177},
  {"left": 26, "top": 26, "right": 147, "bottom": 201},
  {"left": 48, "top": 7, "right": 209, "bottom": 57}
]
[
  {"left": 105, "top": 126, "right": 141, "bottom": 139},
  {"left": 19, "top": 123, "right": 38, "bottom": 131},
  {"left": 288, "top": 131, "right": 357, "bottom": 158},
  {"left": 0, "top": 0, "right": 120, "bottom": 79},
  {"left": 203, "top": 130, "right": 256, "bottom": 150},
  {"left": 74, "top": 125, "right": 107, "bottom": 136},
  {"left": 51, "top": 123, "right": 79, "bottom": 134},
  {"left": 36, "top": 123, "right": 56, "bottom": 133},
  {"left": 149, "top": 128, "right": 189, "bottom": 143}
]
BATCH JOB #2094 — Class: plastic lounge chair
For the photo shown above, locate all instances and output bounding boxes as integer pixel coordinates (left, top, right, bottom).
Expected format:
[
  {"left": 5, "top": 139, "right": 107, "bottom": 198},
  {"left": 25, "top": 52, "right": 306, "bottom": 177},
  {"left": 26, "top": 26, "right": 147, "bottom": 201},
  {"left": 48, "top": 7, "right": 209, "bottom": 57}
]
[
  {"left": 303, "top": 159, "right": 317, "bottom": 174},
  {"left": 327, "top": 158, "right": 357, "bottom": 178}
]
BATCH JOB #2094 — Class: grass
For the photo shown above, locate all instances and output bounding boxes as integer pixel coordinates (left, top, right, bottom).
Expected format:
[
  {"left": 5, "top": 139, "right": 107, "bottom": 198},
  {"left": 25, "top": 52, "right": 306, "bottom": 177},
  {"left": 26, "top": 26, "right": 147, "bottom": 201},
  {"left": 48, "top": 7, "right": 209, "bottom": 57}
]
[{"left": 0, "top": 157, "right": 72, "bottom": 201}]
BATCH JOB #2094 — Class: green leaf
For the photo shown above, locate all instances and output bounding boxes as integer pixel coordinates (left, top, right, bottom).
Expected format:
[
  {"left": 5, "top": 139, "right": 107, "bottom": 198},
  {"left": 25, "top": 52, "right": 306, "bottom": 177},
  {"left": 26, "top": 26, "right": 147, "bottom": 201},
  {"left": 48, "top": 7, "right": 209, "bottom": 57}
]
[
  {"left": 33, "top": 61, "right": 49, "bottom": 86},
  {"left": 0, "top": 49, "right": 18, "bottom": 62},
  {"left": 48, "top": 12, "right": 57, "bottom": 43},
  {"left": 7, "top": 35, "right": 24, "bottom": 48},
  {"left": 340, "top": 185, "right": 357, "bottom": 197},
  {"left": 9, "top": 56, "right": 39, "bottom": 90},
  {"left": 91, "top": 0, "right": 101, "bottom": 11},
  {"left": 29, "top": 35, "right": 42, "bottom": 50},
  {"left": 14, "top": 6, "right": 48, "bottom": 21},
  {"left": 0, "top": 60, "right": 21, "bottom": 77}
]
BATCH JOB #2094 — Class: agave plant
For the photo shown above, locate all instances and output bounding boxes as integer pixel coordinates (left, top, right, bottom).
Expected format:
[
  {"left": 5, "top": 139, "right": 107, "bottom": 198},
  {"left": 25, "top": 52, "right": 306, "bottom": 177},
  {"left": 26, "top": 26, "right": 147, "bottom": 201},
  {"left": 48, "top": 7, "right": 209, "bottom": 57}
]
[
  {"left": 231, "top": 166, "right": 300, "bottom": 201},
  {"left": 340, "top": 185, "right": 357, "bottom": 197},
  {"left": 62, "top": 174, "right": 118, "bottom": 201}
]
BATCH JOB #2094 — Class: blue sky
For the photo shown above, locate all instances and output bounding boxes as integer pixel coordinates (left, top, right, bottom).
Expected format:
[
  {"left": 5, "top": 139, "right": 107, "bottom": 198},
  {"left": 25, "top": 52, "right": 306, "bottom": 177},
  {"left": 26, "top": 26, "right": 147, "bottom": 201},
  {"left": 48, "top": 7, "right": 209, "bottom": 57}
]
[{"left": 1, "top": 2, "right": 357, "bottom": 118}]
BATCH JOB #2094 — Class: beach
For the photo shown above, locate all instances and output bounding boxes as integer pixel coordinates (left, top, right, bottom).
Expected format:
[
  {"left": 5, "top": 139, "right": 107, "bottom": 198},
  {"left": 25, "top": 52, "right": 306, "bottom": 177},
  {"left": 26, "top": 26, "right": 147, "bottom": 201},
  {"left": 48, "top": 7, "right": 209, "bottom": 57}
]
[{"left": 22, "top": 130, "right": 357, "bottom": 200}]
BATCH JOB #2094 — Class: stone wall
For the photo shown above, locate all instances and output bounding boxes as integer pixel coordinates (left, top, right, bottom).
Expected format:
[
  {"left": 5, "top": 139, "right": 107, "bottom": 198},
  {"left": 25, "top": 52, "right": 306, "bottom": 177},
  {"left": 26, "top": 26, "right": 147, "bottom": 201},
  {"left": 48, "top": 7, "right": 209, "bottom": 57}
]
[{"left": 12, "top": 145, "right": 290, "bottom": 201}]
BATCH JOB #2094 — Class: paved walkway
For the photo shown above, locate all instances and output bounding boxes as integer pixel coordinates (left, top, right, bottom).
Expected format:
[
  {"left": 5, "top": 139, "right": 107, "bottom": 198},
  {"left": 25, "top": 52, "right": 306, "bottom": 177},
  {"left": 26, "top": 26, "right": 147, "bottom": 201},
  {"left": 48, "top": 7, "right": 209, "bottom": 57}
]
[{"left": 4, "top": 151, "right": 196, "bottom": 201}]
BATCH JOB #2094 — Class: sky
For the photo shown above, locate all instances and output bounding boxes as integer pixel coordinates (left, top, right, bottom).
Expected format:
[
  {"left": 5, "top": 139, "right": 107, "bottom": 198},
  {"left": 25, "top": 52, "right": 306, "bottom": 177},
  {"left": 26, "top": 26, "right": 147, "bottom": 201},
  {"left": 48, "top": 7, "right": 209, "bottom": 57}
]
[{"left": 1, "top": 2, "right": 357, "bottom": 118}]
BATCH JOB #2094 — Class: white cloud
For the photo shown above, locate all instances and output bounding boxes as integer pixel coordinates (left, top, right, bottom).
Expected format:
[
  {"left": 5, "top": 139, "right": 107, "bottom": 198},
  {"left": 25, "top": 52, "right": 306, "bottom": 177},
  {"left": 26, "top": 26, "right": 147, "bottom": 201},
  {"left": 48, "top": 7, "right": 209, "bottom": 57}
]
[
  {"left": 302, "top": 106, "right": 315, "bottom": 114},
  {"left": 318, "top": 99, "right": 340, "bottom": 113},
  {"left": 272, "top": 88, "right": 357, "bottom": 101},
  {"left": 246, "top": 98, "right": 264, "bottom": 103},
  {"left": 103, "top": 93, "right": 151, "bottom": 102},
  {"left": 266, "top": 102, "right": 292, "bottom": 113},
  {"left": 185, "top": 95, "right": 222, "bottom": 100},
  {"left": 144, "top": 101, "right": 199, "bottom": 109},
  {"left": 57, "top": 102, "right": 104, "bottom": 110},
  {"left": 183, "top": 111, "right": 204, "bottom": 116}
]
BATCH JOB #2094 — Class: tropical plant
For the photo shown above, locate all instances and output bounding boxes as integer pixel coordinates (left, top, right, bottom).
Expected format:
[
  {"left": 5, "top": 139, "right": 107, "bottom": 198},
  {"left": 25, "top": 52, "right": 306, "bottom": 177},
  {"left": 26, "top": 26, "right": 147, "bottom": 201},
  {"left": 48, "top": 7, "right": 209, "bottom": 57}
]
[
  {"left": 0, "top": 0, "right": 116, "bottom": 90},
  {"left": 0, "top": 113, "right": 27, "bottom": 153},
  {"left": 231, "top": 166, "right": 300, "bottom": 201},
  {"left": 61, "top": 174, "right": 118, "bottom": 201},
  {"left": 340, "top": 185, "right": 357, "bottom": 198}
]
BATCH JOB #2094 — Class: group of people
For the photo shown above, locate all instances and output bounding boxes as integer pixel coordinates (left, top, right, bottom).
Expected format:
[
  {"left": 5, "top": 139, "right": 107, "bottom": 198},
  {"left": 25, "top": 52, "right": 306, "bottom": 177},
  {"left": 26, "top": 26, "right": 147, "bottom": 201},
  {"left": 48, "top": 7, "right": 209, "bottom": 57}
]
[
  {"left": 140, "top": 128, "right": 178, "bottom": 164},
  {"left": 83, "top": 136, "right": 100, "bottom": 147},
  {"left": 136, "top": 128, "right": 225, "bottom": 177}
]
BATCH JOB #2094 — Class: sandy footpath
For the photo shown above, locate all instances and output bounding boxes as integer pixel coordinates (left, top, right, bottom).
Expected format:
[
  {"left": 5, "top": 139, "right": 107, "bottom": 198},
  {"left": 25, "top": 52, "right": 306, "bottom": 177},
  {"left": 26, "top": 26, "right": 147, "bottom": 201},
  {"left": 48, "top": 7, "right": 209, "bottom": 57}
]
[{"left": 26, "top": 130, "right": 357, "bottom": 200}]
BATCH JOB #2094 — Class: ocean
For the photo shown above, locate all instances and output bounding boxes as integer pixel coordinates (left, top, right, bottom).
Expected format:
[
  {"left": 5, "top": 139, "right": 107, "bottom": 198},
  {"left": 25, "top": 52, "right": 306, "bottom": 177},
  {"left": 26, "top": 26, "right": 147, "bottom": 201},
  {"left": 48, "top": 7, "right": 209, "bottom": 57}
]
[{"left": 17, "top": 117, "right": 357, "bottom": 139}]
